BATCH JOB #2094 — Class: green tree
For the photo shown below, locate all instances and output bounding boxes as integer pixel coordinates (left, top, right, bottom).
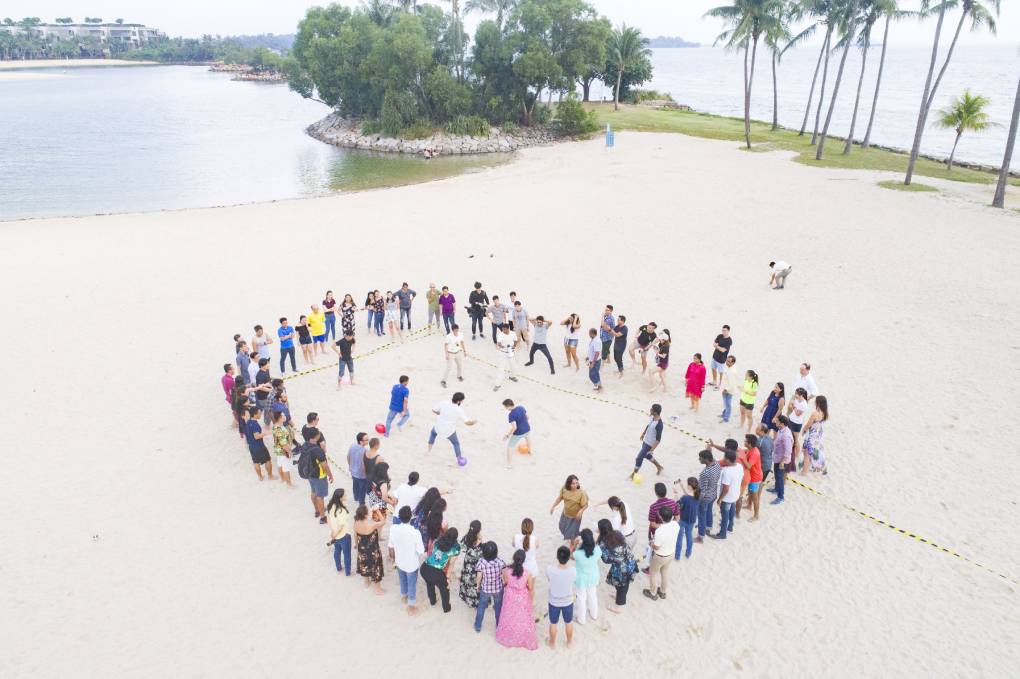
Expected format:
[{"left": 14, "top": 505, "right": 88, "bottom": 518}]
[
  {"left": 766, "top": 1, "right": 798, "bottom": 131},
  {"left": 862, "top": 1, "right": 908, "bottom": 148},
  {"left": 933, "top": 90, "right": 995, "bottom": 170},
  {"left": 547, "top": 1, "right": 609, "bottom": 102},
  {"left": 842, "top": 0, "right": 895, "bottom": 154},
  {"left": 905, "top": 0, "right": 1000, "bottom": 184},
  {"left": 504, "top": 0, "right": 563, "bottom": 124},
  {"left": 992, "top": 74, "right": 1018, "bottom": 208},
  {"left": 553, "top": 92, "right": 598, "bottom": 134},
  {"left": 705, "top": 0, "right": 782, "bottom": 148},
  {"left": 606, "top": 24, "right": 651, "bottom": 111}
]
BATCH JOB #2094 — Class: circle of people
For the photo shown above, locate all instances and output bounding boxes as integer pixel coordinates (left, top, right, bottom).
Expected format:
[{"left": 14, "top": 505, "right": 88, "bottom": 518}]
[{"left": 220, "top": 279, "right": 829, "bottom": 651}]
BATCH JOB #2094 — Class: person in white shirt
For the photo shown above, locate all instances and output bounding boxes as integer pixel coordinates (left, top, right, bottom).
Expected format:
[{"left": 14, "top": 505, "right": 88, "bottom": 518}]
[
  {"left": 794, "top": 362, "right": 818, "bottom": 402},
  {"left": 719, "top": 355, "right": 739, "bottom": 424},
  {"left": 246, "top": 351, "right": 259, "bottom": 386},
  {"left": 769, "top": 260, "right": 793, "bottom": 289},
  {"left": 390, "top": 506, "right": 426, "bottom": 615},
  {"left": 394, "top": 471, "right": 427, "bottom": 517},
  {"left": 427, "top": 392, "right": 476, "bottom": 465},
  {"left": 786, "top": 387, "right": 810, "bottom": 473},
  {"left": 595, "top": 496, "right": 636, "bottom": 547},
  {"left": 643, "top": 506, "right": 679, "bottom": 601},
  {"left": 441, "top": 324, "right": 466, "bottom": 388},
  {"left": 493, "top": 324, "right": 519, "bottom": 391},
  {"left": 713, "top": 448, "right": 744, "bottom": 540},
  {"left": 586, "top": 328, "right": 602, "bottom": 392}
]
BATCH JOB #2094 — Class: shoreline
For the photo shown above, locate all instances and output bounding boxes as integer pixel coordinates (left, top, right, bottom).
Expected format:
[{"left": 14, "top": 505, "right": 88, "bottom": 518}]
[{"left": 0, "top": 58, "right": 159, "bottom": 70}]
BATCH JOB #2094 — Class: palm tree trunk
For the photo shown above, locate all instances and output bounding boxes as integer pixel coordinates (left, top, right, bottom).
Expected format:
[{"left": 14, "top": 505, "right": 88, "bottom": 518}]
[
  {"left": 816, "top": 24, "right": 856, "bottom": 161},
  {"left": 925, "top": 10, "right": 967, "bottom": 112},
  {"left": 771, "top": 48, "right": 779, "bottom": 131},
  {"left": 800, "top": 24, "right": 831, "bottom": 136},
  {"left": 862, "top": 13, "right": 890, "bottom": 149},
  {"left": 947, "top": 130, "right": 961, "bottom": 171},
  {"left": 844, "top": 28, "right": 871, "bottom": 155},
  {"left": 904, "top": 1, "right": 947, "bottom": 185},
  {"left": 614, "top": 68, "right": 622, "bottom": 111},
  {"left": 993, "top": 75, "right": 1020, "bottom": 208},
  {"left": 742, "top": 40, "right": 751, "bottom": 147},
  {"left": 811, "top": 29, "right": 832, "bottom": 145},
  {"left": 745, "top": 36, "right": 759, "bottom": 149}
]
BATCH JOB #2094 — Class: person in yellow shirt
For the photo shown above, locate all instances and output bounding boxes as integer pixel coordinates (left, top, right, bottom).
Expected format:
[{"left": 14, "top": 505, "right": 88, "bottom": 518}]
[{"left": 308, "top": 304, "right": 327, "bottom": 356}]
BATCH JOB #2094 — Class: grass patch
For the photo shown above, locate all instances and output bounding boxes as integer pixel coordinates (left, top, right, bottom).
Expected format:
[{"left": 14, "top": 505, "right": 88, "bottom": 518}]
[
  {"left": 877, "top": 180, "right": 937, "bottom": 192},
  {"left": 587, "top": 103, "right": 1003, "bottom": 186}
]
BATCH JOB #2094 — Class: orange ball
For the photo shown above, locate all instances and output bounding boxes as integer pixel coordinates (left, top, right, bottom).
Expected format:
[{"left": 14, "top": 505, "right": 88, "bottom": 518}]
[{"left": 517, "top": 441, "right": 530, "bottom": 454}]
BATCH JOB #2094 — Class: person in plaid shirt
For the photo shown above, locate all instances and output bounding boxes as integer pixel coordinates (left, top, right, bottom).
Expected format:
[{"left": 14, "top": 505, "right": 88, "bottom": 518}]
[{"left": 473, "top": 542, "right": 507, "bottom": 633}]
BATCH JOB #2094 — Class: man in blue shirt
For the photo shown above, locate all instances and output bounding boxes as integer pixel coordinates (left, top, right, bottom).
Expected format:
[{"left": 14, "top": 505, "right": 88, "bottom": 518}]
[
  {"left": 600, "top": 305, "right": 616, "bottom": 361},
  {"left": 385, "top": 375, "right": 411, "bottom": 436},
  {"left": 278, "top": 317, "right": 296, "bottom": 374},
  {"left": 502, "top": 399, "right": 532, "bottom": 469}
]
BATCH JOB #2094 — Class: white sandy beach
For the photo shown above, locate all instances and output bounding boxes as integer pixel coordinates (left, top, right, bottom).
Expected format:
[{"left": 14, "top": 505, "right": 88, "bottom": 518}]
[{"left": 2, "top": 132, "right": 1018, "bottom": 678}]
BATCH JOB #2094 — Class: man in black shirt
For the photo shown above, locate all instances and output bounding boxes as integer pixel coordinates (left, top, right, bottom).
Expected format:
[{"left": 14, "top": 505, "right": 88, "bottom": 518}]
[
  {"left": 612, "top": 315, "right": 628, "bottom": 375},
  {"left": 254, "top": 358, "right": 273, "bottom": 425},
  {"left": 628, "top": 321, "right": 658, "bottom": 374},
  {"left": 332, "top": 332, "right": 356, "bottom": 388},
  {"left": 467, "top": 281, "right": 489, "bottom": 341},
  {"left": 710, "top": 325, "right": 733, "bottom": 389},
  {"left": 302, "top": 412, "right": 327, "bottom": 454}
]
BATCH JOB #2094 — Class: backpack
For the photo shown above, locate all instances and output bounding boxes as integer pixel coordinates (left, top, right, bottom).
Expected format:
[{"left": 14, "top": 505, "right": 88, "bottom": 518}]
[{"left": 296, "top": 443, "right": 316, "bottom": 479}]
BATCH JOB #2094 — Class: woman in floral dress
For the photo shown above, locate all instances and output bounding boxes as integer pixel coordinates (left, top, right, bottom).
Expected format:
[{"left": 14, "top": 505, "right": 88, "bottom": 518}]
[
  {"left": 802, "top": 395, "right": 829, "bottom": 474},
  {"left": 340, "top": 294, "right": 358, "bottom": 337},
  {"left": 495, "top": 550, "right": 538, "bottom": 650},
  {"left": 458, "top": 520, "right": 483, "bottom": 607},
  {"left": 596, "top": 519, "right": 637, "bottom": 613},
  {"left": 372, "top": 290, "right": 385, "bottom": 336},
  {"left": 354, "top": 505, "right": 385, "bottom": 594}
]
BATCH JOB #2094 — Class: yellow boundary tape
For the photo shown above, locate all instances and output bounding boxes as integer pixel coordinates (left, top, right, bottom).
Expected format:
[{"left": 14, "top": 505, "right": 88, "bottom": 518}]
[{"left": 281, "top": 336, "right": 1017, "bottom": 587}]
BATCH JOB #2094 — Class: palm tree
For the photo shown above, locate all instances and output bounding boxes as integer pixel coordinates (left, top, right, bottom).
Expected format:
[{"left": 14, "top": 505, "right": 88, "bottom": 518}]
[
  {"left": 766, "top": 2, "right": 798, "bottom": 131},
  {"left": 794, "top": 0, "right": 833, "bottom": 136},
  {"left": 992, "top": 74, "right": 1018, "bottom": 208},
  {"left": 843, "top": 0, "right": 894, "bottom": 154},
  {"left": 933, "top": 90, "right": 994, "bottom": 170},
  {"left": 815, "top": 0, "right": 859, "bottom": 159},
  {"left": 905, "top": 0, "right": 1000, "bottom": 184},
  {"left": 363, "top": 0, "right": 395, "bottom": 27},
  {"left": 607, "top": 24, "right": 651, "bottom": 112},
  {"left": 465, "top": 0, "right": 515, "bottom": 30},
  {"left": 861, "top": 1, "right": 905, "bottom": 148},
  {"left": 706, "top": 0, "right": 782, "bottom": 149},
  {"left": 444, "top": 0, "right": 465, "bottom": 83}
]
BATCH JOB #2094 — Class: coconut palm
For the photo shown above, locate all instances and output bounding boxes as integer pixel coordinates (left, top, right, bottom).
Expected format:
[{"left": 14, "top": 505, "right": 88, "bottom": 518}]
[
  {"left": 815, "top": 0, "right": 860, "bottom": 159},
  {"left": 992, "top": 74, "right": 1018, "bottom": 208},
  {"left": 792, "top": 0, "right": 834, "bottom": 137},
  {"left": 465, "top": 0, "right": 516, "bottom": 30},
  {"left": 443, "top": 0, "right": 466, "bottom": 83},
  {"left": 766, "top": 2, "right": 799, "bottom": 131},
  {"left": 842, "top": 0, "right": 896, "bottom": 154},
  {"left": 862, "top": 1, "right": 909, "bottom": 148},
  {"left": 933, "top": 90, "right": 995, "bottom": 170},
  {"left": 706, "top": 0, "right": 783, "bottom": 149},
  {"left": 904, "top": 0, "right": 1000, "bottom": 184},
  {"left": 607, "top": 24, "right": 651, "bottom": 112}
]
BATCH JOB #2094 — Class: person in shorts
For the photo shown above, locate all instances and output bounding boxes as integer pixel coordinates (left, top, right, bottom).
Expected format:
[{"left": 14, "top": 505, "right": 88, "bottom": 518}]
[
  {"left": 710, "top": 324, "right": 732, "bottom": 388},
  {"left": 630, "top": 403, "right": 664, "bottom": 479},
  {"left": 332, "top": 332, "right": 355, "bottom": 388},
  {"left": 546, "top": 546, "right": 577, "bottom": 649},
  {"left": 628, "top": 322, "right": 658, "bottom": 374},
  {"left": 303, "top": 427, "right": 333, "bottom": 524},
  {"left": 502, "top": 399, "right": 532, "bottom": 469},
  {"left": 308, "top": 304, "right": 327, "bottom": 355}
]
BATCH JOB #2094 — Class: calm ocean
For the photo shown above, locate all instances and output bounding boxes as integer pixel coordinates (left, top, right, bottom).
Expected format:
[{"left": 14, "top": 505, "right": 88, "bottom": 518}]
[{"left": 1, "top": 44, "right": 1016, "bottom": 220}]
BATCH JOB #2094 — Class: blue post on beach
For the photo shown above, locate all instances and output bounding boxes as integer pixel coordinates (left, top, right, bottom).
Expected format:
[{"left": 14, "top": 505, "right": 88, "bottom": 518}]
[{"left": 606, "top": 124, "right": 614, "bottom": 148}]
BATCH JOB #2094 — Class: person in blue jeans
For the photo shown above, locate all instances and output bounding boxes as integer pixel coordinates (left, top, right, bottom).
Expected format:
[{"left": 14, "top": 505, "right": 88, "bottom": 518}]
[
  {"left": 326, "top": 489, "right": 352, "bottom": 575},
  {"left": 390, "top": 506, "right": 426, "bottom": 615},
  {"left": 713, "top": 448, "right": 742, "bottom": 540},
  {"left": 277, "top": 317, "right": 297, "bottom": 373},
  {"left": 767, "top": 416, "right": 793, "bottom": 504},
  {"left": 719, "top": 355, "right": 737, "bottom": 423},
  {"left": 385, "top": 375, "right": 411, "bottom": 436},
  {"left": 473, "top": 541, "right": 506, "bottom": 632},
  {"left": 695, "top": 449, "right": 720, "bottom": 541},
  {"left": 674, "top": 477, "right": 699, "bottom": 559}
]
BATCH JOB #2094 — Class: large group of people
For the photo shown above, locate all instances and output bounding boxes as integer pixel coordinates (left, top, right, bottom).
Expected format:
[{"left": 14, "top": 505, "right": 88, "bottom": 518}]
[{"left": 220, "top": 272, "right": 829, "bottom": 650}]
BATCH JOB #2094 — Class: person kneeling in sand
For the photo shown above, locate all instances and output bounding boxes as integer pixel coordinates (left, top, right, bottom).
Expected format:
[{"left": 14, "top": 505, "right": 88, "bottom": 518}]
[{"left": 769, "top": 260, "right": 793, "bottom": 289}]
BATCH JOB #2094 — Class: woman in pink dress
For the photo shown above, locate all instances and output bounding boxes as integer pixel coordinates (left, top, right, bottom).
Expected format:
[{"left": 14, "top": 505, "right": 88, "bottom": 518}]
[
  {"left": 685, "top": 353, "right": 707, "bottom": 412},
  {"left": 495, "top": 550, "right": 538, "bottom": 650}
]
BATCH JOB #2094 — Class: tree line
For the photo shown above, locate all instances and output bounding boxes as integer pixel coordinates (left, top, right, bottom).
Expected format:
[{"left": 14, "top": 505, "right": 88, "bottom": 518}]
[
  {"left": 705, "top": 0, "right": 1015, "bottom": 206},
  {"left": 284, "top": 0, "right": 654, "bottom": 135}
]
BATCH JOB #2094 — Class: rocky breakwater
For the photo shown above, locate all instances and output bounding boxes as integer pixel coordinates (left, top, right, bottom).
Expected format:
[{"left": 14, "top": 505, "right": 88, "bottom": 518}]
[{"left": 306, "top": 113, "right": 557, "bottom": 155}]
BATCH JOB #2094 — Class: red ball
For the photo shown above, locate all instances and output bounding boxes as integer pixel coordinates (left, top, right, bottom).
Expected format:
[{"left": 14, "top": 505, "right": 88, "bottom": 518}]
[{"left": 375, "top": 423, "right": 386, "bottom": 434}]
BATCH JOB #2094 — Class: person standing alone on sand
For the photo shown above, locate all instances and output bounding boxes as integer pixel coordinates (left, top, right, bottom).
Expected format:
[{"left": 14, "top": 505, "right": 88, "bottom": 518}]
[
  {"left": 441, "top": 324, "right": 466, "bottom": 389},
  {"left": 684, "top": 353, "right": 707, "bottom": 412},
  {"left": 384, "top": 375, "right": 411, "bottom": 436},
  {"left": 502, "top": 399, "right": 531, "bottom": 469},
  {"left": 331, "top": 331, "right": 355, "bottom": 388},
  {"left": 468, "top": 281, "right": 489, "bottom": 340},
  {"left": 550, "top": 475, "right": 588, "bottom": 544},
  {"left": 427, "top": 392, "right": 477, "bottom": 465},
  {"left": 769, "top": 260, "right": 793, "bottom": 289},
  {"left": 710, "top": 325, "right": 733, "bottom": 389},
  {"left": 630, "top": 404, "right": 664, "bottom": 480},
  {"left": 524, "top": 315, "right": 555, "bottom": 374},
  {"left": 585, "top": 328, "right": 602, "bottom": 392}
]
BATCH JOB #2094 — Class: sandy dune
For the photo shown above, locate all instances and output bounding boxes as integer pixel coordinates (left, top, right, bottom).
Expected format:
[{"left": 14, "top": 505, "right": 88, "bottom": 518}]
[{"left": 2, "top": 132, "right": 1018, "bottom": 678}]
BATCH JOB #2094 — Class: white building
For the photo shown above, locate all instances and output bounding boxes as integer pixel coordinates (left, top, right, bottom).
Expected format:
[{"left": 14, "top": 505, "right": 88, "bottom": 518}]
[{"left": 1, "top": 23, "right": 163, "bottom": 46}]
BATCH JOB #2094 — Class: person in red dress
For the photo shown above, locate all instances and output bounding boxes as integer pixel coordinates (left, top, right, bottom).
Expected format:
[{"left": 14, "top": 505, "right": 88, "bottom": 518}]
[{"left": 684, "top": 353, "right": 707, "bottom": 412}]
